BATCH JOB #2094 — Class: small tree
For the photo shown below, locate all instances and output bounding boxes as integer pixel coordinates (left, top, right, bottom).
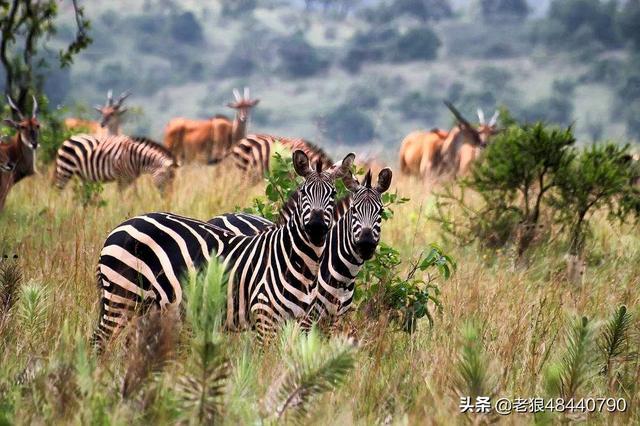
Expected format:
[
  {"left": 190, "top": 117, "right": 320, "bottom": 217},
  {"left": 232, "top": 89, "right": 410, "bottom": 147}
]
[
  {"left": 434, "top": 121, "right": 575, "bottom": 258},
  {"left": 0, "top": 0, "right": 91, "bottom": 113},
  {"left": 551, "top": 143, "right": 637, "bottom": 256}
]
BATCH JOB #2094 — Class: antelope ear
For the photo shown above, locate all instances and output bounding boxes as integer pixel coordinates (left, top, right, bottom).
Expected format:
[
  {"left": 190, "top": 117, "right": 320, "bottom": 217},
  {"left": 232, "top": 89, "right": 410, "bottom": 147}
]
[
  {"left": 292, "top": 150, "right": 311, "bottom": 177},
  {"left": 250, "top": 99, "right": 260, "bottom": 106},
  {"left": 375, "top": 168, "right": 393, "bottom": 193}
]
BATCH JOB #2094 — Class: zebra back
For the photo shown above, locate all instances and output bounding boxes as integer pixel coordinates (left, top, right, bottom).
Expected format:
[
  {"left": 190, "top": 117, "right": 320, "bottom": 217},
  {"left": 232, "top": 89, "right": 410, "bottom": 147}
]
[
  {"left": 54, "top": 134, "right": 178, "bottom": 191},
  {"left": 231, "top": 134, "right": 333, "bottom": 178}
]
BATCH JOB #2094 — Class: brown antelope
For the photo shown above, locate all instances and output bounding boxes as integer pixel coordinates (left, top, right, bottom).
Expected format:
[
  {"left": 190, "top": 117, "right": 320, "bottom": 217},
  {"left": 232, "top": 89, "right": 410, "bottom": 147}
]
[
  {"left": 64, "top": 90, "right": 130, "bottom": 136},
  {"left": 424, "top": 102, "right": 499, "bottom": 182},
  {"left": 0, "top": 96, "right": 40, "bottom": 211},
  {"left": 164, "top": 87, "right": 259, "bottom": 164},
  {"left": 399, "top": 128, "right": 449, "bottom": 176}
]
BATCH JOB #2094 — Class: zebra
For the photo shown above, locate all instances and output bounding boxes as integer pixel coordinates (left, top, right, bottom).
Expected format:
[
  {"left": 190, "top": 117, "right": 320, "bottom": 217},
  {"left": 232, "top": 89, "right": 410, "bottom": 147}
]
[
  {"left": 54, "top": 134, "right": 180, "bottom": 192},
  {"left": 209, "top": 167, "right": 393, "bottom": 323},
  {"left": 226, "top": 134, "right": 334, "bottom": 179},
  {"left": 92, "top": 150, "right": 355, "bottom": 349}
]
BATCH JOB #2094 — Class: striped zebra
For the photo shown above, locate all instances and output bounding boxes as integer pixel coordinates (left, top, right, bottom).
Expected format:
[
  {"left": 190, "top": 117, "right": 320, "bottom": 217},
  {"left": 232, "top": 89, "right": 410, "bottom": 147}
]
[
  {"left": 209, "top": 167, "right": 393, "bottom": 322},
  {"left": 92, "top": 151, "right": 355, "bottom": 349},
  {"left": 228, "top": 134, "right": 334, "bottom": 178},
  {"left": 54, "top": 134, "right": 180, "bottom": 192}
]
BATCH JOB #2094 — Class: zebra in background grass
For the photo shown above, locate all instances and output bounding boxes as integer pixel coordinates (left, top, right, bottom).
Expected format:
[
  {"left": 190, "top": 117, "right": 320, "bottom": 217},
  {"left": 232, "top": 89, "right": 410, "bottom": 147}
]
[
  {"left": 54, "top": 134, "right": 180, "bottom": 193},
  {"left": 225, "top": 134, "right": 334, "bottom": 179},
  {"left": 209, "top": 167, "right": 393, "bottom": 323},
  {"left": 92, "top": 151, "right": 355, "bottom": 350}
]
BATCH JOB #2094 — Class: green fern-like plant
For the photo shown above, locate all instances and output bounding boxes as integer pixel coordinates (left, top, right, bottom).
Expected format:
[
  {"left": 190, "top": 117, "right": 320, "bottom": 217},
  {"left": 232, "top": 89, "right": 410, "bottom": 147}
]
[
  {"left": 543, "top": 316, "right": 597, "bottom": 399},
  {"left": 598, "top": 305, "right": 633, "bottom": 380},
  {"left": 265, "top": 323, "right": 356, "bottom": 422},
  {"left": 17, "top": 283, "right": 49, "bottom": 349},
  {"left": 454, "top": 320, "right": 497, "bottom": 400},
  {"left": 177, "top": 258, "right": 230, "bottom": 424}
]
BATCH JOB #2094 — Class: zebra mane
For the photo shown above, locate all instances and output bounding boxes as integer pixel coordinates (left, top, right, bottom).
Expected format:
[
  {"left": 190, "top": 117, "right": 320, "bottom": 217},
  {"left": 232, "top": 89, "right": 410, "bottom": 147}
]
[
  {"left": 130, "top": 136, "right": 176, "bottom": 159},
  {"left": 301, "top": 139, "right": 333, "bottom": 167}
]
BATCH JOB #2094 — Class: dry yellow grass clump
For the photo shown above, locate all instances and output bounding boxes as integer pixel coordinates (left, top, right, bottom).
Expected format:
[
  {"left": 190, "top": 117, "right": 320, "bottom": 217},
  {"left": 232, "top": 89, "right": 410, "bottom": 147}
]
[{"left": 0, "top": 161, "right": 638, "bottom": 425}]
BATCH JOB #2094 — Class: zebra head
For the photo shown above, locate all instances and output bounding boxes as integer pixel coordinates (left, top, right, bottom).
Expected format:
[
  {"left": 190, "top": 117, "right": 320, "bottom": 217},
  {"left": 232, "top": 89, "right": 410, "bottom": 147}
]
[
  {"left": 292, "top": 150, "right": 355, "bottom": 246},
  {"left": 343, "top": 167, "right": 393, "bottom": 261}
]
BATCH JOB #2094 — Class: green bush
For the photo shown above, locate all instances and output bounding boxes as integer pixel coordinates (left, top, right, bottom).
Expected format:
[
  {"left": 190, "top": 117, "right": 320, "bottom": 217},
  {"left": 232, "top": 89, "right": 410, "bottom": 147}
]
[
  {"left": 432, "top": 119, "right": 576, "bottom": 257},
  {"left": 321, "top": 104, "right": 375, "bottom": 145},
  {"left": 170, "top": 12, "right": 204, "bottom": 44},
  {"left": 432, "top": 115, "right": 640, "bottom": 263},
  {"left": 276, "top": 33, "right": 329, "bottom": 78},
  {"left": 391, "top": 27, "right": 441, "bottom": 62}
]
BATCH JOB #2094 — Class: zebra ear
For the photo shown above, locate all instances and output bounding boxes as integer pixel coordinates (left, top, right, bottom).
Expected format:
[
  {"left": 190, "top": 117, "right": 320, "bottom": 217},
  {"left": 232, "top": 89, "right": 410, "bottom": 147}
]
[
  {"left": 292, "top": 150, "right": 312, "bottom": 177},
  {"left": 375, "top": 168, "right": 393, "bottom": 193}
]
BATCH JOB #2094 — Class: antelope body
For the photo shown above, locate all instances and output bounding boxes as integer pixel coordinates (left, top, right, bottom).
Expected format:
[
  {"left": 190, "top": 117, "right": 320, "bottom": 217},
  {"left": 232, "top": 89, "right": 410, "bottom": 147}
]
[
  {"left": 164, "top": 88, "right": 259, "bottom": 164},
  {"left": 399, "top": 128, "right": 449, "bottom": 176}
]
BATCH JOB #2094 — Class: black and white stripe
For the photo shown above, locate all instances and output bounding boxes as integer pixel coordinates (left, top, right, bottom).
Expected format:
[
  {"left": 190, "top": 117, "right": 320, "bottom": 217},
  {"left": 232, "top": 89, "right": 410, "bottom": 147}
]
[
  {"left": 54, "top": 134, "right": 179, "bottom": 192},
  {"left": 92, "top": 151, "right": 355, "bottom": 349},
  {"left": 230, "top": 134, "right": 334, "bottom": 178},
  {"left": 209, "top": 168, "right": 393, "bottom": 323}
]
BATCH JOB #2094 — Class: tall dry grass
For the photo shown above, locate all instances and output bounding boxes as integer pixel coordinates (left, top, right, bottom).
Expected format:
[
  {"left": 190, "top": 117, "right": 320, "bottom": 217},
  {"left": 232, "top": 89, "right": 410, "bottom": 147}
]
[{"left": 0, "top": 162, "right": 638, "bottom": 425}]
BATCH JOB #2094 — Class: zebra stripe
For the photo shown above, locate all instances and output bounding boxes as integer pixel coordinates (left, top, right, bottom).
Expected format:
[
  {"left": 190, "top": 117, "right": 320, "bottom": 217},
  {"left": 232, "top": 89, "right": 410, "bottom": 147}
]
[
  {"left": 54, "top": 134, "right": 179, "bottom": 191},
  {"left": 208, "top": 168, "right": 394, "bottom": 323},
  {"left": 231, "top": 134, "right": 334, "bottom": 178},
  {"left": 92, "top": 151, "right": 355, "bottom": 349}
]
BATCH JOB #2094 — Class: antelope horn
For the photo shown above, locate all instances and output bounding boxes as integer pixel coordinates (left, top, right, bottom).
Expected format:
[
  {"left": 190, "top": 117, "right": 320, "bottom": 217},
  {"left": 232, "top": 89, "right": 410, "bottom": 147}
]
[
  {"left": 107, "top": 90, "right": 114, "bottom": 106},
  {"left": 489, "top": 110, "right": 500, "bottom": 127},
  {"left": 244, "top": 86, "right": 250, "bottom": 99},
  {"left": 32, "top": 95, "right": 38, "bottom": 118},
  {"left": 477, "top": 108, "right": 485, "bottom": 124},
  {"left": 444, "top": 100, "right": 472, "bottom": 128},
  {"left": 6, "top": 95, "right": 24, "bottom": 119},
  {"left": 116, "top": 90, "right": 131, "bottom": 106},
  {"left": 233, "top": 88, "right": 241, "bottom": 102}
]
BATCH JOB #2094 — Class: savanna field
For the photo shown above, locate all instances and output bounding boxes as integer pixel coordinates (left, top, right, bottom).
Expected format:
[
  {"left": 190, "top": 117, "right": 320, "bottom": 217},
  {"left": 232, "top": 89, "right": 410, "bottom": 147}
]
[
  {"left": 3, "top": 0, "right": 640, "bottom": 424},
  {"left": 0, "top": 157, "right": 638, "bottom": 425}
]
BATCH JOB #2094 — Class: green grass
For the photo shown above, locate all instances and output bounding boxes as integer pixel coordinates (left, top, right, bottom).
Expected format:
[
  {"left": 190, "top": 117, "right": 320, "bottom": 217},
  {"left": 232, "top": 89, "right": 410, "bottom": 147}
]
[{"left": 0, "top": 162, "right": 638, "bottom": 424}]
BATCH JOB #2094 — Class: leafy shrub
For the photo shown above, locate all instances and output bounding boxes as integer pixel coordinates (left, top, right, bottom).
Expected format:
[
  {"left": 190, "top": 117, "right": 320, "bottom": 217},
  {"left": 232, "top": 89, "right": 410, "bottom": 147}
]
[
  {"left": 356, "top": 242, "right": 453, "bottom": 333},
  {"left": 534, "top": 0, "right": 621, "bottom": 51},
  {"left": 396, "top": 91, "right": 440, "bottom": 122},
  {"left": 390, "top": 27, "right": 441, "bottom": 62},
  {"left": 276, "top": 33, "right": 329, "bottom": 78},
  {"left": 344, "top": 84, "right": 380, "bottom": 110},
  {"left": 361, "top": 0, "right": 453, "bottom": 23},
  {"left": 342, "top": 26, "right": 440, "bottom": 71},
  {"left": 479, "top": 0, "right": 529, "bottom": 20},
  {"left": 170, "top": 12, "right": 204, "bottom": 44},
  {"left": 320, "top": 104, "right": 375, "bottom": 145},
  {"left": 432, "top": 115, "right": 640, "bottom": 264},
  {"left": 220, "top": 0, "right": 257, "bottom": 17},
  {"left": 551, "top": 143, "right": 638, "bottom": 255},
  {"left": 432, "top": 119, "right": 576, "bottom": 257}
]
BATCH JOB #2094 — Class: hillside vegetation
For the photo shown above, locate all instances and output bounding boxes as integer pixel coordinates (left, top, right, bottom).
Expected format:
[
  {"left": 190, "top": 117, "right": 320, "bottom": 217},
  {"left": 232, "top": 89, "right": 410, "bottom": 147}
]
[{"left": 32, "top": 0, "right": 640, "bottom": 157}]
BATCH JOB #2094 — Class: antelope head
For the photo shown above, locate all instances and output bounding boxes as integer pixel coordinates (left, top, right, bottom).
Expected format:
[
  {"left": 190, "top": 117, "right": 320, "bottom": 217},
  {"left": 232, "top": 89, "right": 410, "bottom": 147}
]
[
  {"left": 227, "top": 87, "right": 260, "bottom": 122},
  {"left": 95, "top": 89, "right": 130, "bottom": 128},
  {"left": 444, "top": 101, "right": 499, "bottom": 148},
  {"left": 476, "top": 108, "right": 500, "bottom": 144},
  {"left": 3, "top": 95, "right": 40, "bottom": 150}
]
